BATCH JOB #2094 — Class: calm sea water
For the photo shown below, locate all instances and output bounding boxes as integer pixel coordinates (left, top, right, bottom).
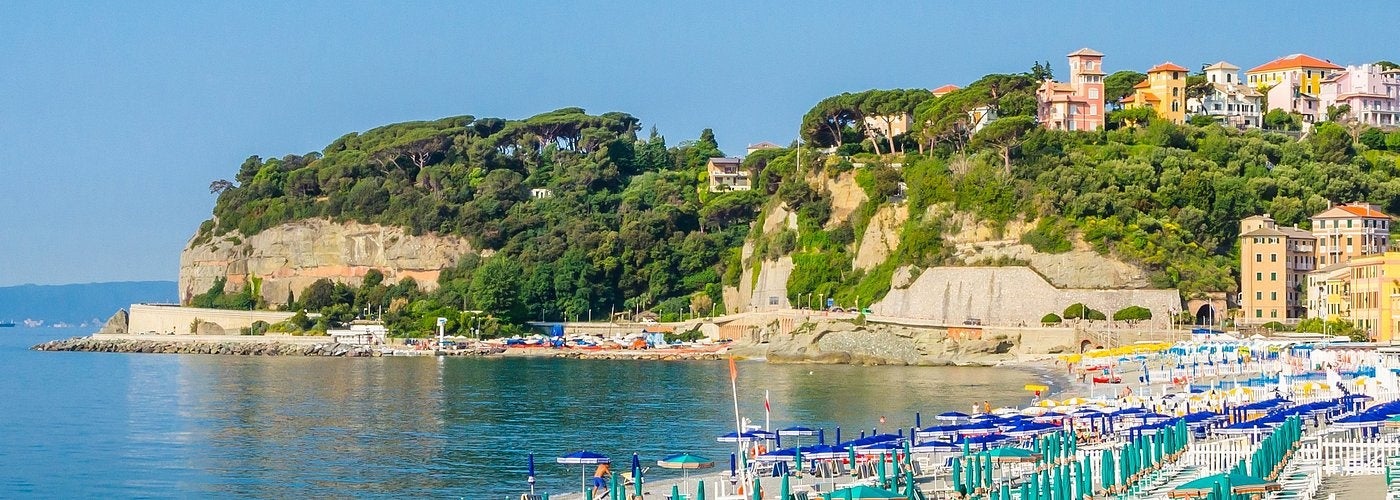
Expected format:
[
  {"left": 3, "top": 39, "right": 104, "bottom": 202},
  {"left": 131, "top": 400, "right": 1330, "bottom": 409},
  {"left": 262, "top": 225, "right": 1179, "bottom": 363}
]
[{"left": 0, "top": 328, "right": 1059, "bottom": 498}]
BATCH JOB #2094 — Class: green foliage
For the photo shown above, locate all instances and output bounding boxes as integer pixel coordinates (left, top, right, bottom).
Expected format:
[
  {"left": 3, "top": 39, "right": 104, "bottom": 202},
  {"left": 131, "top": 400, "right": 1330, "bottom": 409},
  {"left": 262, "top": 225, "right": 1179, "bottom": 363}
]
[
  {"left": 1041, "top": 313, "right": 1062, "bottom": 325},
  {"left": 1308, "top": 122, "right": 1354, "bottom": 164},
  {"left": 1112, "top": 305, "right": 1152, "bottom": 321},
  {"left": 1103, "top": 71, "right": 1147, "bottom": 104},
  {"left": 1022, "top": 217, "right": 1072, "bottom": 254},
  {"left": 1263, "top": 109, "right": 1303, "bottom": 131},
  {"left": 912, "top": 74, "right": 1038, "bottom": 153},
  {"left": 1063, "top": 303, "right": 1103, "bottom": 320}
]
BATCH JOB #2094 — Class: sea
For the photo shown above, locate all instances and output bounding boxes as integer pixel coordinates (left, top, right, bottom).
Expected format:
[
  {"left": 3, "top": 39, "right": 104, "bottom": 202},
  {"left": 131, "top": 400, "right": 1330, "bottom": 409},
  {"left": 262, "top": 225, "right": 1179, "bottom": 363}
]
[{"left": 0, "top": 327, "right": 1062, "bottom": 498}]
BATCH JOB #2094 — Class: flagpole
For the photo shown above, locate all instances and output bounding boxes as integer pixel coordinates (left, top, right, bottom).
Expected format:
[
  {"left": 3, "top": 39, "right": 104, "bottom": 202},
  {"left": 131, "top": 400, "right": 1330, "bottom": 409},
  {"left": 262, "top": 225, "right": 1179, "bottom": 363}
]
[
  {"left": 765, "top": 389, "right": 771, "bottom": 433},
  {"left": 729, "top": 357, "right": 744, "bottom": 482}
]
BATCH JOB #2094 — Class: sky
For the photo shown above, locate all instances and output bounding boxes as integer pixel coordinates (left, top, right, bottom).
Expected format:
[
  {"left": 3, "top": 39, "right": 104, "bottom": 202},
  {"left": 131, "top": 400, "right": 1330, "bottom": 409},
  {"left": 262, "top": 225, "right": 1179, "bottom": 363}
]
[{"left": 2, "top": 0, "right": 1397, "bottom": 286}]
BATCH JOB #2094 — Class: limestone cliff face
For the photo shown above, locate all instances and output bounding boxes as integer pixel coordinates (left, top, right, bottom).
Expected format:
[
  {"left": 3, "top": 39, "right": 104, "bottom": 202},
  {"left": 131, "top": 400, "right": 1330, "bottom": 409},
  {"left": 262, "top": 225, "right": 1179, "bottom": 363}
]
[{"left": 179, "top": 219, "right": 477, "bottom": 306}]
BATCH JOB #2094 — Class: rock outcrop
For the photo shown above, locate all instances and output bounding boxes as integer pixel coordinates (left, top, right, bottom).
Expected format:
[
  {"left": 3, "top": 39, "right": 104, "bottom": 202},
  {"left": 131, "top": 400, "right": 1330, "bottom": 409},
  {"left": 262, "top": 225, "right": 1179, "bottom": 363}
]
[
  {"left": 179, "top": 219, "right": 477, "bottom": 307},
  {"left": 96, "top": 309, "right": 129, "bottom": 335},
  {"left": 730, "top": 320, "right": 1075, "bottom": 366}
]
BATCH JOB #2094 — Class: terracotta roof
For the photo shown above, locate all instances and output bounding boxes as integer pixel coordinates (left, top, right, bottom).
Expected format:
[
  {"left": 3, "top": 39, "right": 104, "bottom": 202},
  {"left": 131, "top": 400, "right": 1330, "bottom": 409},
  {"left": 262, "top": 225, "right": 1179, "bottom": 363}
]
[
  {"left": 1247, "top": 53, "right": 1344, "bottom": 74},
  {"left": 1279, "top": 226, "right": 1314, "bottom": 239},
  {"left": 1241, "top": 227, "right": 1286, "bottom": 238},
  {"left": 1204, "top": 61, "right": 1240, "bottom": 71},
  {"left": 1133, "top": 80, "right": 1152, "bottom": 89},
  {"left": 931, "top": 84, "right": 961, "bottom": 95},
  {"left": 746, "top": 141, "right": 781, "bottom": 150},
  {"left": 1312, "top": 203, "right": 1391, "bottom": 219},
  {"left": 1148, "top": 62, "right": 1189, "bottom": 73},
  {"left": 1067, "top": 47, "right": 1104, "bottom": 57},
  {"left": 707, "top": 157, "right": 741, "bottom": 166}
]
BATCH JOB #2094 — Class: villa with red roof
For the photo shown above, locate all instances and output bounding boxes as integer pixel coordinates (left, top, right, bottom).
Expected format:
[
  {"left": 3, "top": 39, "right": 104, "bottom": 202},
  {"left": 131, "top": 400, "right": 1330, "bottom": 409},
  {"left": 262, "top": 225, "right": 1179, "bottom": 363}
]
[
  {"left": 1035, "top": 48, "right": 1106, "bottom": 132},
  {"left": 1121, "top": 62, "right": 1189, "bottom": 123},
  {"left": 931, "top": 84, "right": 960, "bottom": 97},
  {"left": 1246, "top": 53, "right": 1343, "bottom": 123}
]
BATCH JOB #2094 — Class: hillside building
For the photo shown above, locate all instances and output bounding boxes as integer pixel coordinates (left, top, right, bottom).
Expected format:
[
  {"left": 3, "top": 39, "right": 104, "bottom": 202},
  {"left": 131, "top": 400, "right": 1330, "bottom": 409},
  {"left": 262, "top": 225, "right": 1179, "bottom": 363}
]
[
  {"left": 1317, "top": 63, "right": 1400, "bottom": 127},
  {"left": 706, "top": 157, "right": 750, "bottom": 192},
  {"left": 1035, "top": 48, "right": 1106, "bottom": 132},
  {"left": 1239, "top": 214, "right": 1316, "bottom": 324},
  {"left": 1122, "top": 62, "right": 1188, "bottom": 123},
  {"left": 1187, "top": 61, "right": 1264, "bottom": 128}
]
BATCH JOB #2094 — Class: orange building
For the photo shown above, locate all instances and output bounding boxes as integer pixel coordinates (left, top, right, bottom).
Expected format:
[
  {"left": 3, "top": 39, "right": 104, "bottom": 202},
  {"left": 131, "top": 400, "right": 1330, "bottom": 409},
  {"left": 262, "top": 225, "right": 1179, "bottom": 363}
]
[
  {"left": 1121, "top": 62, "right": 1189, "bottom": 123},
  {"left": 1239, "top": 214, "right": 1316, "bottom": 323}
]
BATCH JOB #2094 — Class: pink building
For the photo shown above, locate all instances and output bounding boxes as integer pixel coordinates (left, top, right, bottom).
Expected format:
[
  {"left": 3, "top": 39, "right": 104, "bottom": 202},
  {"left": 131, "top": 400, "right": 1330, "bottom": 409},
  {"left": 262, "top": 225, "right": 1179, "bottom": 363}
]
[
  {"left": 1036, "top": 48, "right": 1106, "bottom": 131},
  {"left": 1318, "top": 64, "right": 1400, "bottom": 127},
  {"left": 1265, "top": 72, "right": 1322, "bottom": 123}
]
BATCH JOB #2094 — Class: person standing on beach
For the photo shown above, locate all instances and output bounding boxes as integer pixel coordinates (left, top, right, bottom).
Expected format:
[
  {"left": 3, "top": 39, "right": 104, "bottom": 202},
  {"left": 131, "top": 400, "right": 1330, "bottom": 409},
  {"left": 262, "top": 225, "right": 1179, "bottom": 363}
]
[
  {"left": 982, "top": 401, "right": 991, "bottom": 414},
  {"left": 592, "top": 463, "right": 609, "bottom": 499}
]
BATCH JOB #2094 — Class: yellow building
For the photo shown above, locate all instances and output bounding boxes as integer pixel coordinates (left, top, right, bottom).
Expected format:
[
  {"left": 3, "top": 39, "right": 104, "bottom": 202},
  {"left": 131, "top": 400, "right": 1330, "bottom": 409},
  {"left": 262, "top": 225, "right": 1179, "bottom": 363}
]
[
  {"left": 1122, "top": 62, "right": 1189, "bottom": 123},
  {"left": 1245, "top": 53, "right": 1342, "bottom": 96},
  {"left": 1346, "top": 252, "right": 1400, "bottom": 342}
]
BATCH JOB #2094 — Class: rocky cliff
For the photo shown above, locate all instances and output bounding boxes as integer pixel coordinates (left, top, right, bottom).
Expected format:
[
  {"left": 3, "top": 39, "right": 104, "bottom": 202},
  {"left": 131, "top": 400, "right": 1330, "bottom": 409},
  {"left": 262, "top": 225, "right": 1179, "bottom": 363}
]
[{"left": 179, "top": 218, "right": 477, "bottom": 306}]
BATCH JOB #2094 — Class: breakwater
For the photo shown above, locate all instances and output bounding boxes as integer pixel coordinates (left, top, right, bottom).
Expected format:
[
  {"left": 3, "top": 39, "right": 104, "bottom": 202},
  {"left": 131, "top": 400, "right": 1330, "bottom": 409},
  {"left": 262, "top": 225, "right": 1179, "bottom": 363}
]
[{"left": 32, "top": 337, "right": 503, "bottom": 357}]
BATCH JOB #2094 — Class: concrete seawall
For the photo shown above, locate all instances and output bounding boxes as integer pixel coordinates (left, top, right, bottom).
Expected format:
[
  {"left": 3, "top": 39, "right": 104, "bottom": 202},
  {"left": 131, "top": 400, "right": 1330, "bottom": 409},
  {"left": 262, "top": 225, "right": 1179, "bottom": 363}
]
[{"left": 128, "top": 304, "right": 296, "bottom": 335}]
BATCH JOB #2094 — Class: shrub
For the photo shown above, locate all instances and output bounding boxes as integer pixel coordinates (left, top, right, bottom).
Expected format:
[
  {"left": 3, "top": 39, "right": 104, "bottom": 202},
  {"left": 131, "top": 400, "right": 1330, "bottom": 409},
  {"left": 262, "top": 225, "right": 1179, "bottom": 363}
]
[
  {"left": 1041, "top": 313, "right": 1062, "bottom": 325},
  {"left": 1112, "top": 306, "right": 1152, "bottom": 322},
  {"left": 1063, "top": 303, "right": 1088, "bottom": 320},
  {"left": 1022, "top": 218, "right": 1072, "bottom": 254},
  {"left": 1086, "top": 309, "right": 1107, "bottom": 321}
]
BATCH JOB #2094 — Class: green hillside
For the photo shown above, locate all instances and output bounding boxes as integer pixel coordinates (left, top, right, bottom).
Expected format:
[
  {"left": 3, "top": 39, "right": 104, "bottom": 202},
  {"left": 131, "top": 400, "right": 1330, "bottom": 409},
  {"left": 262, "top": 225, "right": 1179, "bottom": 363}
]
[{"left": 193, "top": 75, "right": 1400, "bottom": 337}]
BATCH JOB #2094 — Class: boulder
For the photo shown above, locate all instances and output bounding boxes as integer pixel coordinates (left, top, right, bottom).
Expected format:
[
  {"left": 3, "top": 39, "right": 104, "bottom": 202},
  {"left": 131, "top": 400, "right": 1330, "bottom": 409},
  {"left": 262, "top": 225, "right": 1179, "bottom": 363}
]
[
  {"left": 96, "top": 309, "right": 129, "bottom": 335},
  {"left": 195, "top": 321, "right": 227, "bottom": 336}
]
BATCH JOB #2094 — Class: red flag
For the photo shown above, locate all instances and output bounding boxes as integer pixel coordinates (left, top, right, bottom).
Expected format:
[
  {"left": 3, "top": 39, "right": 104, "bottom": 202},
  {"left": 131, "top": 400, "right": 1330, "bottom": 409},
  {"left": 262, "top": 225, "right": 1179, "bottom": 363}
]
[{"left": 728, "top": 357, "right": 737, "bottom": 381}]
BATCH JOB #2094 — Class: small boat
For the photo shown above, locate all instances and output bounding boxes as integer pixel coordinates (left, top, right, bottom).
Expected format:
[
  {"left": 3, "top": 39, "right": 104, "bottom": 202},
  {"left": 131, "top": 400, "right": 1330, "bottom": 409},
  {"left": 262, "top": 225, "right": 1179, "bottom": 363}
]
[{"left": 0, "top": 321, "right": 15, "bottom": 328}]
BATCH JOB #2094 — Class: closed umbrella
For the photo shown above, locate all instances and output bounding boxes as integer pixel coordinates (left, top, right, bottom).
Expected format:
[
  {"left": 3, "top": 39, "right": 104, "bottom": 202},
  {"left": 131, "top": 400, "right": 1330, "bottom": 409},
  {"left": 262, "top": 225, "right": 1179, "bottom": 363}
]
[
  {"left": 672, "top": 484, "right": 681, "bottom": 500},
  {"left": 632, "top": 453, "right": 643, "bottom": 498},
  {"left": 527, "top": 453, "right": 536, "bottom": 494},
  {"left": 696, "top": 479, "right": 705, "bottom": 500},
  {"left": 781, "top": 473, "right": 790, "bottom": 500}
]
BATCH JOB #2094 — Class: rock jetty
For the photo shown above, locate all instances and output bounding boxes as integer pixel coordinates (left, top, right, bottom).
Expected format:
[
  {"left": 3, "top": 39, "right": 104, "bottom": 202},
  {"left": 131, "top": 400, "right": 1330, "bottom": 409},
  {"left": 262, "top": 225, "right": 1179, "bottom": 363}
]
[{"left": 32, "top": 337, "right": 502, "bottom": 357}]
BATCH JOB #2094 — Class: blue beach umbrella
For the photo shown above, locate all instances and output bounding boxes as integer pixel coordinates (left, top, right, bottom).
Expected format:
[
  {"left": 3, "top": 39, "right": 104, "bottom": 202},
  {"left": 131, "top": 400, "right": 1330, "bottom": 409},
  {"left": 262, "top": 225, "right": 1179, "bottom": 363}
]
[
  {"left": 557, "top": 450, "right": 610, "bottom": 500},
  {"left": 527, "top": 453, "right": 536, "bottom": 492},
  {"left": 632, "top": 453, "right": 642, "bottom": 498}
]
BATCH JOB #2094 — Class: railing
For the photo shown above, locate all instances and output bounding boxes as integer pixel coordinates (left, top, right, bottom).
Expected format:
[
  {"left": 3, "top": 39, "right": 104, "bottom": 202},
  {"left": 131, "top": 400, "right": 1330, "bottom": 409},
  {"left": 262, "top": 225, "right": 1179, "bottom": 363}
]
[
  {"left": 1314, "top": 435, "right": 1400, "bottom": 475},
  {"left": 1180, "top": 436, "right": 1253, "bottom": 474}
]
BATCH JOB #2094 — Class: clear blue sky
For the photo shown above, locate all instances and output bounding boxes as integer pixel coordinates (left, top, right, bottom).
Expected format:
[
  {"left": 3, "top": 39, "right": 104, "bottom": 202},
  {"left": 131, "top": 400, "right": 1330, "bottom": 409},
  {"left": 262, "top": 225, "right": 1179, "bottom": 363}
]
[{"left": 2, "top": 1, "right": 1396, "bottom": 286}]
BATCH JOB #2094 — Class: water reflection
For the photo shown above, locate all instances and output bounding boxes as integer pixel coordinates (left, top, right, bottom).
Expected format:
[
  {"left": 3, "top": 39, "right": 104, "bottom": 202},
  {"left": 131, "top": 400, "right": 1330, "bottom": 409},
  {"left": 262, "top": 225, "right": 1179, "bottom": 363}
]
[{"left": 28, "top": 350, "right": 1054, "bottom": 498}]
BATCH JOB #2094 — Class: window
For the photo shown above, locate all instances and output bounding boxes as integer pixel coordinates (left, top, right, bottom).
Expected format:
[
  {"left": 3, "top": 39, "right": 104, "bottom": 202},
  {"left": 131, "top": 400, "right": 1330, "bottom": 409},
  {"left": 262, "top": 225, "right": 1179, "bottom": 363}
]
[
  {"left": 1271, "top": 272, "right": 1277, "bottom": 281},
  {"left": 1089, "top": 88, "right": 1099, "bottom": 98},
  {"left": 1173, "top": 88, "right": 1180, "bottom": 97},
  {"left": 1271, "top": 254, "right": 1277, "bottom": 262},
  {"left": 1256, "top": 309, "right": 1263, "bottom": 318},
  {"left": 1256, "top": 291, "right": 1262, "bottom": 300},
  {"left": 1256, "top": 254, "right": 1262, "bottom": 262},
  {"left": 1270, "top": 309, "right": 1278, "bottom": 318},
  {"left": 1271, "top": 292, "right": 1277, "bottom": 300},
  {"left": 1348, "top": 220, "right": 1353, "bottom": 228},
  {"left": 1256, "top": 272, "right": 1263, "bottom": 281}
]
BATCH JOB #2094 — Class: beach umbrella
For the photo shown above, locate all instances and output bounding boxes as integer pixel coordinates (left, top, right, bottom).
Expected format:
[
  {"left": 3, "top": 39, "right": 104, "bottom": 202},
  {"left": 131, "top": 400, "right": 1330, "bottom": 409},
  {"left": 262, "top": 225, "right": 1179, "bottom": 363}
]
[
  {"left": 1101, "top": 450, "right": 1114, "bottom": 491},
  {"left": 937, "top": 411, "right": 970, "bottom": 421},
  {"left": 730, "top": 453, "right": 737, "bottom": 477},
  {"left": 1168, "top": 473, "right": 1281, "bottom": 498},
  {"left": 557, "top": 450, "right": 610, "bottom": 500},
  {"left": 659, "top": 453, "right": 714, "bottom": 487},
  {"left": 825, "top": 484, "right": 905, "bottom": 499},
  {"left": 752, "top": 475, "right": 762, "bottom": 500},
  {"left": 795, "top": 445, "right": 803, "bottom": 472},
  {"left": 718, "top": 431, "right": 766, "bottom": 443},
  {"left": 632, "top": 453, "right": 643, "bottom": 498},
  {"left": 696, "top": 479, "right": 705, "bottom": 500},
  {"left": 527, "top": 453, "right": 536, "bottom": 493},
  {"left": 672, "top": 484, "right": 681, "bottom": 500},
  {"left": 781, "top": 473, "right": 791, "bottom": 500},
  {"left": 819, "top": 428, "right": 826, "bottom": 445},
  {"left": 952, "top": 457, "right": 963, "bottom": 493}
]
